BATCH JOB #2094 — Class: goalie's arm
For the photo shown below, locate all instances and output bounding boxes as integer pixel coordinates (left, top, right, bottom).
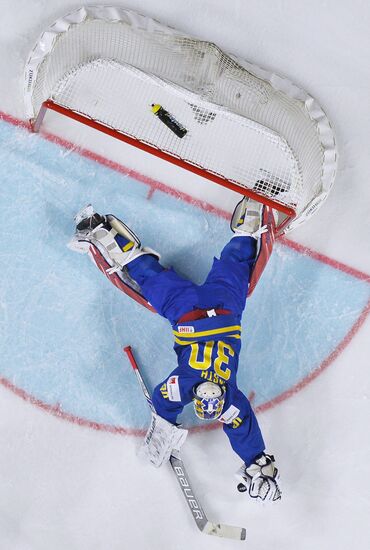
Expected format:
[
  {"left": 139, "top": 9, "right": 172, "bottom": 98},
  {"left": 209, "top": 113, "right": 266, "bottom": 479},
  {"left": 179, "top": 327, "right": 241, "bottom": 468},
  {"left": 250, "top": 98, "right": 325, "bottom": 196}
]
[
  {"left": 221, "top": 388, "right": 265, "bottom": 467},
  {"left": 151, "top": 368, "right": 195, "bottom": 424}
]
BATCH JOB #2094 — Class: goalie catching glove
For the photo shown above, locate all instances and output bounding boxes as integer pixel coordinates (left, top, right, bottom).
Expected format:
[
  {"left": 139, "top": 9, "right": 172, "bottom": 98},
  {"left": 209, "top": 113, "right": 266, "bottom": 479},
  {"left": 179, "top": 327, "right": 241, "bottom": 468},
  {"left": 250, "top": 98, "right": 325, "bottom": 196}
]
[
  {"left": 236, "top": 452, "right": 281, "bottom": 502},
  {"left": 141, "top": 412, "right": 188, "bottom": 468}
]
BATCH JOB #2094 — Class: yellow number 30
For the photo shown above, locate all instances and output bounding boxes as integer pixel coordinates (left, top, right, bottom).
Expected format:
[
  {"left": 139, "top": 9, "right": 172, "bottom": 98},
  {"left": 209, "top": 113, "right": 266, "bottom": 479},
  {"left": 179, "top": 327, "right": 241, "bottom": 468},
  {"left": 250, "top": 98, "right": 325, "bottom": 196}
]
[{"left": 188, "top": 341, "right": 234, "bottom": 381}]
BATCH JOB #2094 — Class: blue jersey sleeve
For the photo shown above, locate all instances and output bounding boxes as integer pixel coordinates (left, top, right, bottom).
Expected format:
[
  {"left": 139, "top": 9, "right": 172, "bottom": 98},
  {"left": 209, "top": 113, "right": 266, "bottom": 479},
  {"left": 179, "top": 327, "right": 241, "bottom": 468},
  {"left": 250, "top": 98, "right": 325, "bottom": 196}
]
[
  {"left": 152, "top": 366, "right": 196, "bottom": 424},
  {"left": 221, "top": 387, "right": 265, "bottom": 466}
]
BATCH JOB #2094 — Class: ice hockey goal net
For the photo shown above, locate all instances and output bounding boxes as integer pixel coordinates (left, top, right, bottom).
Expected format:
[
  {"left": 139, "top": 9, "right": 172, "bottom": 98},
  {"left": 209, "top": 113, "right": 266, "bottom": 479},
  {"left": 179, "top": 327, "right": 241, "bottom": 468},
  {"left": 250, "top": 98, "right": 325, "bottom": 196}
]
[{"left": 24, "top": 5, "right": 337, "bottom": 234}]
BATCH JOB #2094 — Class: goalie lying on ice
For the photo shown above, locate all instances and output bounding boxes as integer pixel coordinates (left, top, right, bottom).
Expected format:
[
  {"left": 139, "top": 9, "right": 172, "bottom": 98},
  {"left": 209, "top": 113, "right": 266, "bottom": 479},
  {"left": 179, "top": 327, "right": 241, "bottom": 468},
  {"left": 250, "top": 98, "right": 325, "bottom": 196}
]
[{"left": 69, "top": 197, "right": 281, "bottom": 502}]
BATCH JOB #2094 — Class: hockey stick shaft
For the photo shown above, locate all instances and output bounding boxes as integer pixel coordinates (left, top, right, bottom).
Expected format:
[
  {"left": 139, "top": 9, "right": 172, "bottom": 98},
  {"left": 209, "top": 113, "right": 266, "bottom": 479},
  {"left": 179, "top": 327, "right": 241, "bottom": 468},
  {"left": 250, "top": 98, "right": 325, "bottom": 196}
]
[
  {"left": 123, "top": 345, "right": 246, "bottom": 541},
  {"left": 124, "top": 345, "right": 155, "bottom": 413}
]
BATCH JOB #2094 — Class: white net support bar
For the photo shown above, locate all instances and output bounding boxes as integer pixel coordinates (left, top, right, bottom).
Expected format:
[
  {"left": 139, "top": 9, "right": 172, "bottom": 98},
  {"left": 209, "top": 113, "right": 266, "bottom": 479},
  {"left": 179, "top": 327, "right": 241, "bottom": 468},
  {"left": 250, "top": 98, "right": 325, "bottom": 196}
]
[{"left": 24, "top": 5, "right": 337, "bottom": 233}]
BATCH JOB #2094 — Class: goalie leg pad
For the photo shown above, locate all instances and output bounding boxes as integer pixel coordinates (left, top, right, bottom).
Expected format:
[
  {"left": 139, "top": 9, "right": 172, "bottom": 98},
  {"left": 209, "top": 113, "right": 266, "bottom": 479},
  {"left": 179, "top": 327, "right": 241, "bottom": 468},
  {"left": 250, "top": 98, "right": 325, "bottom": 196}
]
[
  {"left": 247, "top": 204, "right": 277, "bottom": 295},
  {"left": 231, "top": 197, "right": 278, "bottom": 239},
  {"left": 141, "top": 413, "right": 188, "bottom": 468},
  {"left": 229, "top": 197, "right": 278, "bottom": 295},
  {"left": 69, "top": 204, "right": 160, "bottom": 272}
]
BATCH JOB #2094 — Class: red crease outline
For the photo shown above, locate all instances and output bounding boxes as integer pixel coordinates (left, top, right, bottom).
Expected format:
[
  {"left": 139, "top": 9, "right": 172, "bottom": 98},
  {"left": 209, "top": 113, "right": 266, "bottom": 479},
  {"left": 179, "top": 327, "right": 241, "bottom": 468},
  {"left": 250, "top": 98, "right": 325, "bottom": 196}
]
[{"left": 0, "top": 110, "right": 369, "bottom": 436}]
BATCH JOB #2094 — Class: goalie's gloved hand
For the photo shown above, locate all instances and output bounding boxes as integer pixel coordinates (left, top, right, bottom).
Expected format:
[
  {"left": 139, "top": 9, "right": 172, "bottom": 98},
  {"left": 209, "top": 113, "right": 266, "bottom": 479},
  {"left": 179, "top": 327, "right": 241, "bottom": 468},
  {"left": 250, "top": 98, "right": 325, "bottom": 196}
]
[
  {"left": 141, "top": 412, "right": 188, "bottom": 468},
  {"left": 236, "top": 453, "right": 281, "bottom": 502}
]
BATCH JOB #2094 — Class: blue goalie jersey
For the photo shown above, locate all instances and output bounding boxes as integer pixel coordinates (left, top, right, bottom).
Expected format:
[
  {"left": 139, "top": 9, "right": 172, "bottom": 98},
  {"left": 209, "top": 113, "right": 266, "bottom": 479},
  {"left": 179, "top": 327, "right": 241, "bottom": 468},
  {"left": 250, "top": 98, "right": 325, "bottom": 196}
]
[
  {"left": 127, "top": 235, "right": 266, "bottom": 467},
  {"left": 152, "top": 314, "right": 265, "bottom": 467}
]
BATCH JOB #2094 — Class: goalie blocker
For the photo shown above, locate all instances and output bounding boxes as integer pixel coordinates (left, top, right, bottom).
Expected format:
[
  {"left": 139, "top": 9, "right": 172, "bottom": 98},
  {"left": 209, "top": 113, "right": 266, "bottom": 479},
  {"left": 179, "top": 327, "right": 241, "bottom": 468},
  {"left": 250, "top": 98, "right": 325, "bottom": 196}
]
[{"left": 69, "top": 197, "right": 277, "bottom": 311}]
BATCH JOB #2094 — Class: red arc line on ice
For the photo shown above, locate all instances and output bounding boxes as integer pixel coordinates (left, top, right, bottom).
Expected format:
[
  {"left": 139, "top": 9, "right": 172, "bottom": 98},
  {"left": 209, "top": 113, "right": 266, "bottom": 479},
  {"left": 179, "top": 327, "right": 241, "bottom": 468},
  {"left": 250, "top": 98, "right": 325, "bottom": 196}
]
[{"left": 0, "top": 109, "right": 369, "bottom": 436}]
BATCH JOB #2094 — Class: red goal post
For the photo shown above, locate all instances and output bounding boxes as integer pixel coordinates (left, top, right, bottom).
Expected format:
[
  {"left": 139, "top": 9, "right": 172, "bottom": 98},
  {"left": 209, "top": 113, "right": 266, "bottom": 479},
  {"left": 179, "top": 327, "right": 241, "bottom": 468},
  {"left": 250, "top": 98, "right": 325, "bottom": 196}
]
[{"left": 25, "top": 6, "right": 337, "bottom": 235}]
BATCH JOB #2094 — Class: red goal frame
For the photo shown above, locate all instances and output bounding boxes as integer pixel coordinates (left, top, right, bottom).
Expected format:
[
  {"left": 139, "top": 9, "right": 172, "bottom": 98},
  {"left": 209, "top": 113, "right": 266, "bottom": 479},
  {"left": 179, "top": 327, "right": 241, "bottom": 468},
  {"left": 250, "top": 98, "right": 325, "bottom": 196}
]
[{"left": 31, "top": 99, "right": 296, "bottom": 235}]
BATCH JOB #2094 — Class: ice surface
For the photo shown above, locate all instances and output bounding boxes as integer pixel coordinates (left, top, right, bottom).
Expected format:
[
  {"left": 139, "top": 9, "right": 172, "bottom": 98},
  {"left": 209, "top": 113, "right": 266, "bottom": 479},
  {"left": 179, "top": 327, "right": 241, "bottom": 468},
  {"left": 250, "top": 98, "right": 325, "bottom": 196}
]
[
  {"left": 0, "top": 2, "right": 369, "bottom": 550},
  {"left": 1, "top": 119, "right": 368, "bottom": 433}
]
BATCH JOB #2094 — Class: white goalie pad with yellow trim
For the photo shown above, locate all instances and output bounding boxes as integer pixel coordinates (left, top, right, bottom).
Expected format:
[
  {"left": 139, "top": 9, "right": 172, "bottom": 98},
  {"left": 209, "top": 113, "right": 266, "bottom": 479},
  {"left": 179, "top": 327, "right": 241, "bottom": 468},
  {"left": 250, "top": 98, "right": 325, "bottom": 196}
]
[{"left": 69, "top": 204, "right": 159, "bottom": 272}]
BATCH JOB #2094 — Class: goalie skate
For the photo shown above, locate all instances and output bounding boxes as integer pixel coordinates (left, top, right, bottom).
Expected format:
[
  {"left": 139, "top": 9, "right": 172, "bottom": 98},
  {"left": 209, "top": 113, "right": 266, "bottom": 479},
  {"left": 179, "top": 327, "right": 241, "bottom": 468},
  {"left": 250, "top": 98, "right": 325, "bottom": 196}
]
[{"left": 74, "top": 204, "right": 96, "bottom": 227}]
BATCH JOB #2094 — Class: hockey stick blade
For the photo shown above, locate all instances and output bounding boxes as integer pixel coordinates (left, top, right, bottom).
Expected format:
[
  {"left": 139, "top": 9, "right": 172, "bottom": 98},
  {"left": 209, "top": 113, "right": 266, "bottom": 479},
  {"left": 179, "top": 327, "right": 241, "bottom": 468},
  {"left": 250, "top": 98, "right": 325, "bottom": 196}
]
[
  {"left": 203, "top": 521, "right": 246, "bottom": 540},
  {"left": 170, "top": 452, "right": 246, "bottom": 541}
]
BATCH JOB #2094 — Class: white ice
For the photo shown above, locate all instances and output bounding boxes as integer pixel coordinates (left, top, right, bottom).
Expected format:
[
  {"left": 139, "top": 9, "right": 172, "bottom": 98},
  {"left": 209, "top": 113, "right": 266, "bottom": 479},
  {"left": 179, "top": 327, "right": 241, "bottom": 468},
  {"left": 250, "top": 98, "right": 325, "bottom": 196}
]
[{"left": 0, "top": 1, "right": 369, "bottom": 549}]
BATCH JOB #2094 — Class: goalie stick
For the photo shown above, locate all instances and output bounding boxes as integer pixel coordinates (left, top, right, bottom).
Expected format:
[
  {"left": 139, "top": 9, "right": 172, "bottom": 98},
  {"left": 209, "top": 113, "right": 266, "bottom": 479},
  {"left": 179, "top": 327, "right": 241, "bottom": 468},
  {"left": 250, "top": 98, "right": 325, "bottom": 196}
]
[{"left": 123, "top": 345, "right": 246, "bottom": 541}]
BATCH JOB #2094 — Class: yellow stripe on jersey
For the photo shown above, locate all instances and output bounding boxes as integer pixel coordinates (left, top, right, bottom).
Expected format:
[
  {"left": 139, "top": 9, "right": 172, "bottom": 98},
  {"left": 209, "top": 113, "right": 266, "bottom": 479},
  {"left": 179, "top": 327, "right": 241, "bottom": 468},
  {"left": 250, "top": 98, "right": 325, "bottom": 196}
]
[
  {"left": 174, "top": 337, "right": 197, "bottom": 346},
  {"left": 173, "top": 325, "right": 241, "bottom": 339},
  {"left": 174, "top": 334, "right": 240, "bottom": 345}
]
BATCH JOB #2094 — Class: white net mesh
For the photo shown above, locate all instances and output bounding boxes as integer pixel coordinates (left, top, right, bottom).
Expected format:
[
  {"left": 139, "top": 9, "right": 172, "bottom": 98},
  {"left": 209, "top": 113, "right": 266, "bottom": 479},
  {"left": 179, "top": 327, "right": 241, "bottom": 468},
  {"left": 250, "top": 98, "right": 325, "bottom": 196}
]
[
  {"left": 25, "top": 7, "right": 337, "bottom": 231},
  {"left": 52, "top": 59, "right": 300, "bottom": 206}
]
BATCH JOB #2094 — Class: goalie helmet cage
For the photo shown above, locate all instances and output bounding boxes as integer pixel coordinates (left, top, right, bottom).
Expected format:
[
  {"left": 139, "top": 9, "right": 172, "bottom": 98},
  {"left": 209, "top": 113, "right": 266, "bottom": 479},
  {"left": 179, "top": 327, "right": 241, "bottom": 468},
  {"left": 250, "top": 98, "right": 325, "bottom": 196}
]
[{"left": 24, "top": 5, "right": 337, "bottom": 234}]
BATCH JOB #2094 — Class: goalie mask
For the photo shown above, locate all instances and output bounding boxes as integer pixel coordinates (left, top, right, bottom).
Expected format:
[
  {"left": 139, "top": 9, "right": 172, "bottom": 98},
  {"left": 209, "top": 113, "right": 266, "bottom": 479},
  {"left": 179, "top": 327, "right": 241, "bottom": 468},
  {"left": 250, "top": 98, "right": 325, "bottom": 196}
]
[{"left": 192, "top": 382, "right": 226, "bottom": 420}]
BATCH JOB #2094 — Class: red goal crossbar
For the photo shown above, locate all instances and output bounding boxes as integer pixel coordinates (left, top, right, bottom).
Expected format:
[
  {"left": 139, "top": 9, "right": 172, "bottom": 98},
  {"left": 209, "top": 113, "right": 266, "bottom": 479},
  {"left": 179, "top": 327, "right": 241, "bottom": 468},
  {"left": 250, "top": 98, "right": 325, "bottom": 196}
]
[{"left": 31, "top": 100, "right": 296, "bottom": 234}]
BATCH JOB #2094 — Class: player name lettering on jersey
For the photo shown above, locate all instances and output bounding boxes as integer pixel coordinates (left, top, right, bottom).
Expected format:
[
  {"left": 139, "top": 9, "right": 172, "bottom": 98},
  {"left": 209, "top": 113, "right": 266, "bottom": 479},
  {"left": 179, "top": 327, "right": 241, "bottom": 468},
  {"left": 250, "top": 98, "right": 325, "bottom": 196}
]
[
  {"left": 200, "top": 370, "right": 225, "bottom": 385},
  {"left": 177, "top": 326, "right": 195, "bottom": 333}
]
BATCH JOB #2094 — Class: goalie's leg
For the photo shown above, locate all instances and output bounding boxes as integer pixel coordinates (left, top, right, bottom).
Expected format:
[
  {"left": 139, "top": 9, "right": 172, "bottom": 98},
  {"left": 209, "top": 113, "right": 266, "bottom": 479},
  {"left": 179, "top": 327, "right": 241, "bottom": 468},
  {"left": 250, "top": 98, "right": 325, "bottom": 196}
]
[
  {"left": 69, "top": 204, "right": 160, "bottom": 272},
  {"left": 230, "top": 196, "right": 278, "bottom": 296}
]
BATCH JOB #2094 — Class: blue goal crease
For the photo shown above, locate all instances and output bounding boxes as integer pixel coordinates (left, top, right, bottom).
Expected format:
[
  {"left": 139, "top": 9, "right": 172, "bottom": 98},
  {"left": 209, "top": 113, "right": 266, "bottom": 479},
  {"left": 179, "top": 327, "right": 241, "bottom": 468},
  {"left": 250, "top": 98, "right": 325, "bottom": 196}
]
[{"left": 0, "top": 119, "right": 369, "bottom": 429}]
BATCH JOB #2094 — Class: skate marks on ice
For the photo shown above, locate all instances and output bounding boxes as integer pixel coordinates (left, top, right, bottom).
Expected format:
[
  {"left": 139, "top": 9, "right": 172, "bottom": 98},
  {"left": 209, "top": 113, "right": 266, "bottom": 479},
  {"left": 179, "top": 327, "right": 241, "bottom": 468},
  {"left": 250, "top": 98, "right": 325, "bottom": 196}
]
[{"left": 0, "top": 119, "right": 369, "bottom": 432}]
